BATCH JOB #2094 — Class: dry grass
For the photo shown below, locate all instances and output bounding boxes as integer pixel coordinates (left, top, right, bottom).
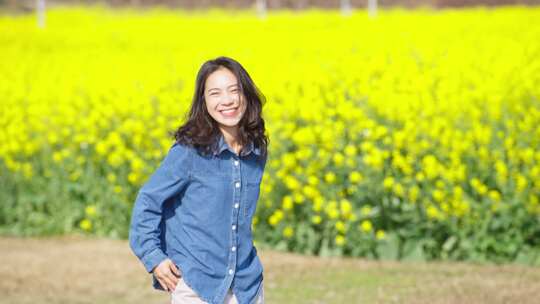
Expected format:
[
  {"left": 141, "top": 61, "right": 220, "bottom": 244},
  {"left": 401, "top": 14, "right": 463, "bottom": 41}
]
[{"left": 1, "top": 236, "right": 539, "bottom": 304}]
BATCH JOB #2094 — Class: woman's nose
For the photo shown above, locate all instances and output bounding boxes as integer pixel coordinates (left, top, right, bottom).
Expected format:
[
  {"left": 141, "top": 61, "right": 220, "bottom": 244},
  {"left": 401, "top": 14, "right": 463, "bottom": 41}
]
[{"left": 221, "top": 93, "right": 236, "bottom": 105}]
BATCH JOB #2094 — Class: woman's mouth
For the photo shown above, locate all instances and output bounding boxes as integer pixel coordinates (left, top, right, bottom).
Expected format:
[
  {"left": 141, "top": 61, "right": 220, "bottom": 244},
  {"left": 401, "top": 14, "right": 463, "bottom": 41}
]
[{"left": 219, "top": 107, "right": 238, "bottom": 118}]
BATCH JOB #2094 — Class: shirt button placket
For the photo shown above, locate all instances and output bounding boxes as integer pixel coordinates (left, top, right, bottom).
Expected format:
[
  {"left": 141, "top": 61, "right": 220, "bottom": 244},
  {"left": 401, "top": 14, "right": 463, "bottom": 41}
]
[{"left": 228, "top": 156, "right": 241, "bottom": 283}]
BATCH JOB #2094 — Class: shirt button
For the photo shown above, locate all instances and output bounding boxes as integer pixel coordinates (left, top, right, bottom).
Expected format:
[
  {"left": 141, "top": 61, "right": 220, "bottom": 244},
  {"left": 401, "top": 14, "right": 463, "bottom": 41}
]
[
  {"left": 232, "top": 246, "right": 236, "bottom": 252},
  {"left": 232, "top": 225, "right": 236, "bottom": 230},
  {"left": 229, "top": 269, "right": 234, "bottom": 275},
  {"left": 235, "top": 182, "right": 240, "bottom": 188},
  {"left": 234, "top": 160, "right": 239, "bottom": 166},
  {"left": 234, "top": 203, "right": 239, "bottom": 209}
]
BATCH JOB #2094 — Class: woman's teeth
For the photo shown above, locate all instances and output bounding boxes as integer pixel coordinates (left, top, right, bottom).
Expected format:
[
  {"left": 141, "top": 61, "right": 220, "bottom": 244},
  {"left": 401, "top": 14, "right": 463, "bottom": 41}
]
[{"left": 221, "top": 108, "right": 237, "bottom": 116}]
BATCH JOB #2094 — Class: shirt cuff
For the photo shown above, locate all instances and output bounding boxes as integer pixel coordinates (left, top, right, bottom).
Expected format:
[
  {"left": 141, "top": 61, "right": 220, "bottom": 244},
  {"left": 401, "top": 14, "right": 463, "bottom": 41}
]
[{"left": 142, "top": 247, "right": 168, "bottom": 273}]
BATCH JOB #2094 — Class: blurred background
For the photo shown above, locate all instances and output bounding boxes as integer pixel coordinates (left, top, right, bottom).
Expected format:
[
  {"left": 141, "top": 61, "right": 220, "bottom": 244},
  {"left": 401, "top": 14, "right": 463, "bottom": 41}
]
[
  {"left": 1, "top": 0, "right": 539, "bottom": 303},
  {"left": 2, "top": 0, "right": 540, "bottom": 10}
]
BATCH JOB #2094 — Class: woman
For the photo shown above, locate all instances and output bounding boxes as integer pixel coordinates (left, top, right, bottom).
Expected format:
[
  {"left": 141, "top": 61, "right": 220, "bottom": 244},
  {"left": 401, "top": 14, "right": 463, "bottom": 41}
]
[{"left": 129, "top": 56, "right": 268, "bottom": 304}]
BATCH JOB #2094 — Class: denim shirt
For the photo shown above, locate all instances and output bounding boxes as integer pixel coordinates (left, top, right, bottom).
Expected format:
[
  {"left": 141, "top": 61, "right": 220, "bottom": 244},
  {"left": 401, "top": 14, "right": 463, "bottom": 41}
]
[{"left": 128, "top": 133, "right": 267, "bottom": 304}]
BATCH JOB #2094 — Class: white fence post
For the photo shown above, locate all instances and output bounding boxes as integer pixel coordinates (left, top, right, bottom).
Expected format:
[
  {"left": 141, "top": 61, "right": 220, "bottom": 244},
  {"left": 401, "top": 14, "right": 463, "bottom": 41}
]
[
  {"left": 256, "top": 0, "right": 267, "bottom": 19},
  {"left": 341, "top": 0, "right": 352, "bottom": 17},
  {"left": 36, "top": 0, "right": 46, "bottom": 28},
  {"left": 368, "top": 0, "right": 378, "bottom": 18}
]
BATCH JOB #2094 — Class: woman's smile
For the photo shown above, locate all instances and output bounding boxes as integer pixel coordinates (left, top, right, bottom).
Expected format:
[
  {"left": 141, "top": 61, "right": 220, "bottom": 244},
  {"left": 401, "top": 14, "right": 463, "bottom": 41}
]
[{"left": 219, "top": 107, "right": 239, "bottom": 118}]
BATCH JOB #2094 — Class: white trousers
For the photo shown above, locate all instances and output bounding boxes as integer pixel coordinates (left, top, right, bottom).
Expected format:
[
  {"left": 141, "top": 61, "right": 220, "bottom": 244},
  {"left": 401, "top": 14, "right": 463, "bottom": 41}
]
[{"left": 171, "top": 276, "right": 264, "bottom": 304}]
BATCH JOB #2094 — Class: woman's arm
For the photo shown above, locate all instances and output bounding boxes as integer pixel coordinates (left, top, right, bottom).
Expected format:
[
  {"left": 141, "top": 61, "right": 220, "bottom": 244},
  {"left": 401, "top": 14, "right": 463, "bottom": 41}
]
[{"left": 128, "top": 142, "right": 191, "bottom": 273}]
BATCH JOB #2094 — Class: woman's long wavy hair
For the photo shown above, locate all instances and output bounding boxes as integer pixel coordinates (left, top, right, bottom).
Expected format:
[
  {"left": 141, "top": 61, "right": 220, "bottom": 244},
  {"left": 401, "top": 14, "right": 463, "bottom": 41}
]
[{"left": 173, "top": 56, "right": 268, "bottom": 160}]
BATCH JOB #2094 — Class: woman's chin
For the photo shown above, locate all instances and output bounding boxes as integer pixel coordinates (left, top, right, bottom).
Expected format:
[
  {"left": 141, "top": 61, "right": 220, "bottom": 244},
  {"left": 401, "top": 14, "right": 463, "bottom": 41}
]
[{"left": 218, "top": 120, "right": 241, "bottom": 129}]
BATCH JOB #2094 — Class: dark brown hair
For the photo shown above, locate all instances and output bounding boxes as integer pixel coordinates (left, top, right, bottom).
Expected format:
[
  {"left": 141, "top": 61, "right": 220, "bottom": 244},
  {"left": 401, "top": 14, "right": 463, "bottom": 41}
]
[{"left": 172, "top": 56, "right": 268, "bottom": 160}]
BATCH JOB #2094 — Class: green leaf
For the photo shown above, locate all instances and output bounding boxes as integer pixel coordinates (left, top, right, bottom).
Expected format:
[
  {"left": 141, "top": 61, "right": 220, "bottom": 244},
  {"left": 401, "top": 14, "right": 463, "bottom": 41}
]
[
  {"left": 443, "top": 236, "right": 458, "bottom": 252},
  {"left": 377, "top": 232, "right": 400, "bottom": 260}
]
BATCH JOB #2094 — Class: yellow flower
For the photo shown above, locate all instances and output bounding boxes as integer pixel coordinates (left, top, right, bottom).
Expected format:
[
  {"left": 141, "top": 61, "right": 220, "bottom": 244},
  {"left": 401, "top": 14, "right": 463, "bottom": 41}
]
[
  {"left": 268, "top": 210, "right": 284, "bottom": 226},
  {"left": 328, "top": 209, "right": 339, "bottom": 220},
  {"left": 360, "top": 220, "right": 373, "bottom": 233},
  {"left": 311, "top": 215, "right": 322, "bottom": 224},
  {"left": 408, "top": 185, "right": 420, "bottom": 203},
  {"left": 470, "top": 178, "right": 481, "bottom": 189},
  {"left": 515, "top": 174, "right": 528, "bottom": 193},
  {"left": 333, "top": 152, "right": 345, "bottom": 166},
  {"left": 282, "top": 153, "right": 296, "bottom": 168},
  {"left": 128, "top": 172, "right": 139, "bottom": 185},
  {"left": 340, "top": 199, "right": 353, "bottom": 216},
  {"left": 488, "top": 190, "right": 501, "bottom": 201},
  {"left": 349, "top": 171, "right": 363, "bottom": 183},
  {"left": 335, "top": 220, "right": 346, "bottom": 233},
  {"left": 393, "top": 183, "right": 405, "bottom": 197},
  {"left": 383, "top": 176, "right": 394, "bottom": 189},
  {"left": 95, "top": 142, "right": 107, "bottom": 155},
  {"left": 324, "top": 172, "right": 336, "bottom": 184},
  {"left": 344, "top": 145, "right": 357, "bottom": 156},
  {"left": 427, "top": 205, "right": 440, "bottom": 220},
  {"left": 335, "top": 234, "right": 346, "bottom": 246},
  {"left": 113, "top": 185, "right": 122, "bottom": 193},
  {"left": 432, "top": 189, "right": 444, "bottom": 202},
  {"left": 478, "top": 184, "right": 488, "bottom": 195},
  {"left": 283, "top": 226, "right": 294, "bottom": 238},
  {"left": 325, "top": 200, "right": 340, "bottom": 220},
  {"left": 79, "top": 219, "right": 92, "bottom": 231},
  {"left": 107, "top": 152, "right": 123, "bottom": 167},
  {"left": 85, "top": 205, "right": 97, "bottom": 217},
  {"left": 52, "top": 151, "right": 63, "bottom": 163},
  {"left": 453, "top": 186, "right": 463, "bottom": 199},
  {"left": 295, "top": 148, "right": 313, "bottom": 161},
  {"left": 282, "top": 196, "right": 293, "bottom": 210},
  {"left": 284, "top": 175, "right": 301, "bottom": 190},
  {"left": 307, "top": 175, "right": 319, "bottom": 186},
  {"left": 312, "top": 196, "right": 324, "bottom": 212},
  {"left": 293, "top": 192, "right": 305, "bottom": 204},
  {"left": 360, "top": 141, "right": 373, "bottom": 152},
  {"left": 376, "top": 229, "right": 386, "bottom": 240}
]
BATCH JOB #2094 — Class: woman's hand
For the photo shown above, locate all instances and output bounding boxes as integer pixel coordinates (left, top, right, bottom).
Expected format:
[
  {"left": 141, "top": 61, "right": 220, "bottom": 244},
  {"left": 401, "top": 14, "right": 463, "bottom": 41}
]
[{"left": 152, "top": 258, "right": 182, "bottom": 292}]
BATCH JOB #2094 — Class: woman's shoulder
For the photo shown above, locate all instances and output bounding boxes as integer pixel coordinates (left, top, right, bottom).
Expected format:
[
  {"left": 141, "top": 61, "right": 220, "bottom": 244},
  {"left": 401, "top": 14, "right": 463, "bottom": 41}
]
[
  {"left": 170, "top": 140, "right": 193, "bottom": 151},
  {"left": 166, "top": 140, "right": 195, "bottom": 165}
]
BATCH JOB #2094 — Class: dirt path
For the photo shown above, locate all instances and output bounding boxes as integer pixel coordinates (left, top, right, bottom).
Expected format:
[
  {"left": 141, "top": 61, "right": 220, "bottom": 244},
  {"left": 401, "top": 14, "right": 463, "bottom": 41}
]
[{"left": 1, "top": 236, "right": 539, "bottom": 304}]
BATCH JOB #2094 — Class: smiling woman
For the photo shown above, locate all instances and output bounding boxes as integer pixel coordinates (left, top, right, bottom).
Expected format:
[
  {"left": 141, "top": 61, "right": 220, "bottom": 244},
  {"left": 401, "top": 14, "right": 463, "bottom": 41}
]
[{"left": 128, "top": 56, "right": 269, "bottom": 304}]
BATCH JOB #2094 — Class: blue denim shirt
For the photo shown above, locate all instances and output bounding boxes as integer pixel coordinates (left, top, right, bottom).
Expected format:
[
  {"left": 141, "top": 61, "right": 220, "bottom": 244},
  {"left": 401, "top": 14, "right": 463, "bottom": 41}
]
[{"left": 128, "top": 133, "right": 267, "bottom": 304}]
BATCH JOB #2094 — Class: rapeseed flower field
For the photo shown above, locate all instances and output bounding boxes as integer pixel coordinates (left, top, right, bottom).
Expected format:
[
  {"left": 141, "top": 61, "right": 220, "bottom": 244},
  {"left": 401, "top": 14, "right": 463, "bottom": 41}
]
[{"left": 1, "top": 5, "right": 539, "bottom": 262}]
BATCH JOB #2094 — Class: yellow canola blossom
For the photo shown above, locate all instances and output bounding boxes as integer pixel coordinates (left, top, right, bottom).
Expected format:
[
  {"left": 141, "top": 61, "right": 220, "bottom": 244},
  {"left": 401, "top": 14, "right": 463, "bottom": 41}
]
[{"left": 1, "top": 6, "right": 539, "bottom": 255}]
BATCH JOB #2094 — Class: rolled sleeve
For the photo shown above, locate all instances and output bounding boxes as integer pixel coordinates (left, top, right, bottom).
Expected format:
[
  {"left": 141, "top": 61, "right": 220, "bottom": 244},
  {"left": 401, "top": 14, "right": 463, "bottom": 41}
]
[
  {"left": 140, "top": 247, "right": 169, "bottom": 273},
  {"left": 128, "top": 142, "right": 191, "bottom": 273}
]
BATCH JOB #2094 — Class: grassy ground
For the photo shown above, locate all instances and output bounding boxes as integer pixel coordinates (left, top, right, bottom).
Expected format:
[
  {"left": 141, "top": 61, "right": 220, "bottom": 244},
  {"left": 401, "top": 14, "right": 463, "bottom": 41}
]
[{"left": 1, "top": 236, "right": 539, "bottom": 304}]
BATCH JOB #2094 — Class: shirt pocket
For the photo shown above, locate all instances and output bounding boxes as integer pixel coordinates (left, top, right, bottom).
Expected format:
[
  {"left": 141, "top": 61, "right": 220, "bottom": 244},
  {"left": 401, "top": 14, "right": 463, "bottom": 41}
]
[
  {"left": 188, "top": 173, "right": 231, "bottom": 222},
  {"left": 191, "top": 152, "right": 229, "bottom": 177},
  {"left": 243, "top": 174, "right": 263, "bottom": 218}
]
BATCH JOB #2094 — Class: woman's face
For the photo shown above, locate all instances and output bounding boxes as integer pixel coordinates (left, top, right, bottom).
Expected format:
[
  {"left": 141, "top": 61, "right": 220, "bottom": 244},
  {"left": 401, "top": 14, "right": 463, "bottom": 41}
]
[{"left": 204, "top": 67, "right": 246, "bottom": 130}]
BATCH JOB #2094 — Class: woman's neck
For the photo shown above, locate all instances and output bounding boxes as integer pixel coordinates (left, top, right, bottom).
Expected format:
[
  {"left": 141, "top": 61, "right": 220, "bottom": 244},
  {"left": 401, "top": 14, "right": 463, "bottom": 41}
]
[{"left": 220, "top": 126, "right": 242, "bottom": 155}]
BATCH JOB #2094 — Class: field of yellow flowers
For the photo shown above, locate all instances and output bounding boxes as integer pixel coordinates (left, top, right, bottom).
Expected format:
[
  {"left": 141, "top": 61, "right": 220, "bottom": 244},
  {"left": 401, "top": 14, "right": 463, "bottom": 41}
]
[{"left": 1, "top": 5, "right": 539, "bottom": 263}]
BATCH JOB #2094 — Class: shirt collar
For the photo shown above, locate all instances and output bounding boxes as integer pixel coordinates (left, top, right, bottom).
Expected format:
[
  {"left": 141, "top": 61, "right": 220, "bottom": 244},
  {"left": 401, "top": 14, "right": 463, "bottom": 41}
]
[{"left": 213, "top": 133, "right": 261, "bottom": 157}]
